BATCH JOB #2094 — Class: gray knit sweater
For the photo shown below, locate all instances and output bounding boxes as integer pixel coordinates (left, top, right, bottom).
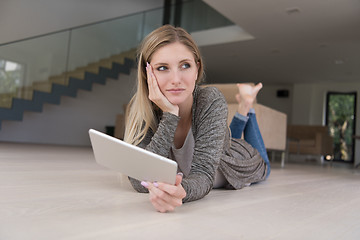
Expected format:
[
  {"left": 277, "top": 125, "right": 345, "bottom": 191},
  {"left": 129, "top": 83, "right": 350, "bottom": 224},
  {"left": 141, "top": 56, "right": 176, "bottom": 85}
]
[{"left": 129, "top": 86, "right": 267, "bottom": 202}]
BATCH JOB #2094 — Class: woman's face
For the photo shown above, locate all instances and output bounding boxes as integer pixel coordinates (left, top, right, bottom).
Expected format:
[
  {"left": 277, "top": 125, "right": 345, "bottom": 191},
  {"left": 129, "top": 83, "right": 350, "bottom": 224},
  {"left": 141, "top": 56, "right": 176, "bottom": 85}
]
[{"left": 149, "top": 42, "right": 198, "bottom": 107}]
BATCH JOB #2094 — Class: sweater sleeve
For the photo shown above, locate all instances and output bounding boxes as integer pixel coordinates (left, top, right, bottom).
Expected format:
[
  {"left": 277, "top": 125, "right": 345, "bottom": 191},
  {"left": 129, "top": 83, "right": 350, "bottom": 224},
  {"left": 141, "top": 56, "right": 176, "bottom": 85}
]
[
  {"left": 128, "top": 112, "right": 180, "bottom": 193},
  {"left": 181, "top": 87, "right": 228, "bottom": 202}
]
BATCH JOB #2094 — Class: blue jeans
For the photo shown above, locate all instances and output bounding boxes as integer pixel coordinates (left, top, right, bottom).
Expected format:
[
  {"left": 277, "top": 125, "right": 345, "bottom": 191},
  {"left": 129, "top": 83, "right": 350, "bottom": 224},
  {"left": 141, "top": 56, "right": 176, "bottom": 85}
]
[{"left": 229, "top": 110, "right": 271, "bottom": 178}]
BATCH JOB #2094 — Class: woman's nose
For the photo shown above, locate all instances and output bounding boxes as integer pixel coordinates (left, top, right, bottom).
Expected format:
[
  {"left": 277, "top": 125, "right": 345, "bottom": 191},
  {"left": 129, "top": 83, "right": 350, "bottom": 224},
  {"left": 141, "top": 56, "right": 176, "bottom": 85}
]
[{"left": 170, "top": 70, "right": 181, "bottom": 84}]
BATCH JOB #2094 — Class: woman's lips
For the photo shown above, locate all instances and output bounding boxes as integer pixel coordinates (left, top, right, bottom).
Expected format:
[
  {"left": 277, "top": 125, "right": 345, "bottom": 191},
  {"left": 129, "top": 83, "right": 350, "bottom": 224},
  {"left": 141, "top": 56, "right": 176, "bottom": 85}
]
[{"left": 167, "top": 88, "right": 185, "bottom": 94}]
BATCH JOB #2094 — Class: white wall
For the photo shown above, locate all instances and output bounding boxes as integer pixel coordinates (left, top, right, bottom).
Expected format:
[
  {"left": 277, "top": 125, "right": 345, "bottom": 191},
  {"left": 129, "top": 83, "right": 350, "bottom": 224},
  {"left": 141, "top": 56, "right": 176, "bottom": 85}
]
[
  {"left": 256, "top": 84, "right": 293, "bottom": 124},
  {"left": 291, "top": 84, "right": 314, "bottom": 125},
  {"left": 0, "top": 69, "right": 136, "bottom": 146}
]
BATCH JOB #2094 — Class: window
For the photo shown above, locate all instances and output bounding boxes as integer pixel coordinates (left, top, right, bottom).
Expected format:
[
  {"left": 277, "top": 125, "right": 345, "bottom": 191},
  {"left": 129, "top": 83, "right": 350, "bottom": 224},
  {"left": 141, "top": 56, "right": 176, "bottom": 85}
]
[{"left": 0, "top": 59, "right": 25, "bottom": 94}]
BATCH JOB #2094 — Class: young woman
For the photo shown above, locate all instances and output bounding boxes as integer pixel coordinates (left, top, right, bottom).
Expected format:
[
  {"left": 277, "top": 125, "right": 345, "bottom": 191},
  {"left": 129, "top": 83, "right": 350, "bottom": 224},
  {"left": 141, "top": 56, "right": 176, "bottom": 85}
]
[{"left": 124, "top": 25, "right": 270, "bottom": 213}]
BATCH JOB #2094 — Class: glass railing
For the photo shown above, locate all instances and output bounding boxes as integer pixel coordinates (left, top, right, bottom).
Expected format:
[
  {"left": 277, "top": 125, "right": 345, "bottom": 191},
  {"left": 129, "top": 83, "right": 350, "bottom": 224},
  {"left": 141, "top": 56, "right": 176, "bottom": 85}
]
[
  {"left": 0, "top": 32, "right": 71, "bottom": 106},
  {"left": 0, "top": 0, "right": 233, "bottom": 109}
]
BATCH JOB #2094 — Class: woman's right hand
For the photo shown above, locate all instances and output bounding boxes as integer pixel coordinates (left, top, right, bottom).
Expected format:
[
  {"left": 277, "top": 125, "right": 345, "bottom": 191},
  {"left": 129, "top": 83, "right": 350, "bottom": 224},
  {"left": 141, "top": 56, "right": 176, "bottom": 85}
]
[
  {"left": 146, "top": 62, "right": 179, "bottom": 116},
  {"left": 141, "top": 173, "right": 186, "bottom": 213}
]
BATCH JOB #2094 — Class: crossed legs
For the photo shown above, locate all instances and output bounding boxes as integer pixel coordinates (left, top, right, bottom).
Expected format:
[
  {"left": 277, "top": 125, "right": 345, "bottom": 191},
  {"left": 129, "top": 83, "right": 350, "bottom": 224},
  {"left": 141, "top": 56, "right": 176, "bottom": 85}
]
[{"left": 229, "top": 83, "right": 271, "bottom": 178}]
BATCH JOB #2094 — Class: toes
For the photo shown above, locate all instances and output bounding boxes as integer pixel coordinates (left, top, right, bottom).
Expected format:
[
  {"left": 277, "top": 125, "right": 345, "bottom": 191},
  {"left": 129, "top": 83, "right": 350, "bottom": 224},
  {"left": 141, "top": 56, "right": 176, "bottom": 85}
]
[{"left": 254, "top": 83, "right": 263, "bottom": 93}]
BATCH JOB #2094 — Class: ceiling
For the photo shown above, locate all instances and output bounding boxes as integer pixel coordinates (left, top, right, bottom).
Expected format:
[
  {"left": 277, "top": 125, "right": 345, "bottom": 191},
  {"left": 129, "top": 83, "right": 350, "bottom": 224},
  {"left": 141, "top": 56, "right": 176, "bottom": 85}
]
[{"left": 201, "top": 0, "right": 360, "bottom": 85}]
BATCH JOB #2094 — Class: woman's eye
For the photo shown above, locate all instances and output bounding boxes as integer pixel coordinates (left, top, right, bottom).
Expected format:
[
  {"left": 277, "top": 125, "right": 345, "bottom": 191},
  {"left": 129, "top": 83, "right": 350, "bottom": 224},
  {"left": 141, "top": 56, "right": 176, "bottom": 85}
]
[
  {"left": 157, "top": 66, "right": 167, "bottom": 71},
  {"left": 181, "top": 63, "right": 191, "bottom": 69}
]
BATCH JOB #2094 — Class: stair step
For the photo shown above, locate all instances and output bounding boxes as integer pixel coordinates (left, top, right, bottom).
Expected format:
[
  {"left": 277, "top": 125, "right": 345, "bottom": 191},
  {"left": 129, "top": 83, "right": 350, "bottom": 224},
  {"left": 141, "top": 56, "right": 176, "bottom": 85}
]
[
  {"left": 75, "top": 66, "right": 99, "bottom": 74},
  {"left": 0, "top": 105, "right": 24, "bottom": 120},
  {"left": 66, "top": 71, "right": 85, "bottom": 79},
  {"left": 109, "top": 52, "right": 136, "bottom": 64},
  {"left": 16, "top": 87, "right": 34, "bottom": 100},
  {"left": 113, "top": 48, "right": 136, "bottom": 58},
  {"left": 0, "top": 93, "right": 14, "bottom": 108},
  {"left": 0, "top": 87, "right": 35, "bottom": 108},
  {"left": 88, "top": 60, "right": 112, "bottom": 69},
  {"left": 49, "top": 70, "right": 85, "bottom": 86},
  {"left": 49, "top": 76, "right": 69, "bottom": 85},
  {"left": 108, "top": 56, "right": 126, "bottom": 64},
  {"left": 32, "top": 81, "right": 52, "bottom": 93}
]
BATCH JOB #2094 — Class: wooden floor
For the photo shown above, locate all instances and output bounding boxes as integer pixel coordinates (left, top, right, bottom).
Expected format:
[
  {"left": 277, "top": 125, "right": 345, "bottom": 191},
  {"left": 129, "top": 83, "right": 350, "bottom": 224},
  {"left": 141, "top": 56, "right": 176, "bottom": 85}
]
[{"left": 1, "top": 143, "right": 360, "bottom": 240}]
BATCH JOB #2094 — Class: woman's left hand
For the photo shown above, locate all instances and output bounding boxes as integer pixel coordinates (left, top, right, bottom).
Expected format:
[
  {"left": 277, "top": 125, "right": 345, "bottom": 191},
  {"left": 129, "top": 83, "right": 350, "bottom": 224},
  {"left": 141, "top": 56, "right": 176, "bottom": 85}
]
[{"left": 141, "top": 173, "right": 186, "bottom": 213}]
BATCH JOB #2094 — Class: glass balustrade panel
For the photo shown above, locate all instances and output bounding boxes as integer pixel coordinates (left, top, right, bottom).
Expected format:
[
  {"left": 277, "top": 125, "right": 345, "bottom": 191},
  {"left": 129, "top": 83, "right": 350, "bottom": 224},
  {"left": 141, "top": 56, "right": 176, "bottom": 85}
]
[
  {"left": 0, "top": 32, "right": 69, "bottom": 107},
  {"left": 68, "top": 13, "right": 144, "bottom": 74},
  {"left": 142, "top": 8, "right": 164, "bottom": 38}
]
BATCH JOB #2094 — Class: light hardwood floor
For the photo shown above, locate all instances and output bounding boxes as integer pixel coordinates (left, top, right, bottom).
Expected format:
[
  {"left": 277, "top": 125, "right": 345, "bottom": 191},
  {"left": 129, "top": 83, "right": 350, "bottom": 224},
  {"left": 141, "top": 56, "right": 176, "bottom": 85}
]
[{"left": 1, "top": 143, "right": 360, "bottom": 240}]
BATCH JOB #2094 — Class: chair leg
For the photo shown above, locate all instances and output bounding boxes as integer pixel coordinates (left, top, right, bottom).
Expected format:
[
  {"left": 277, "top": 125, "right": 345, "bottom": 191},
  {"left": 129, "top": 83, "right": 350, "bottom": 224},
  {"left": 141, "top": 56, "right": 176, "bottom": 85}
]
[
  {"left": 281, "top": 151, "right": 285, "bottom": 168},
  {"left": 271, "top": 151, "right": 276, "bottom": 162}
]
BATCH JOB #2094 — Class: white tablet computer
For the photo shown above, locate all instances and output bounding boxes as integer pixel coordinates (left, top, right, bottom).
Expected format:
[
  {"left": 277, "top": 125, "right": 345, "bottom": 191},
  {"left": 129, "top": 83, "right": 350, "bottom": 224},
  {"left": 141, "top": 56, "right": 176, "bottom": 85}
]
[{"left": 89, "top": 129, "right": 177, "bottom": 185}]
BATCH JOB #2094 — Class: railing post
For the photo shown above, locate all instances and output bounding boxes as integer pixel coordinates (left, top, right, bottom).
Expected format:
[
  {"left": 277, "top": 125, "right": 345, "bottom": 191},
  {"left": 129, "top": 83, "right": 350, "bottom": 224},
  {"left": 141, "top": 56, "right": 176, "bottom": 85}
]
[
  {"left": 65, "top": 30, "right": 72, "bottom": 77},
  {"left": 163, "top": 0, "right": 172, "bottom": 25}
]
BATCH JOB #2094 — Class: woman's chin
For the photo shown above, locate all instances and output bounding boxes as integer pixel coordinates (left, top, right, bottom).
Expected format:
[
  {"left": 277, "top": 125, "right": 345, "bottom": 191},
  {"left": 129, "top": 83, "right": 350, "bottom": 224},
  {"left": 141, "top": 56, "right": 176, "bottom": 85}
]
[
  {"left": 165, "top": 95, "right": 182, "bottom": 105},
  {"left": 168, "top": 99, "right": 182, "bottom": 105},
  {"left": 166, "top": 93, "right": 192, "bottom": 107}
]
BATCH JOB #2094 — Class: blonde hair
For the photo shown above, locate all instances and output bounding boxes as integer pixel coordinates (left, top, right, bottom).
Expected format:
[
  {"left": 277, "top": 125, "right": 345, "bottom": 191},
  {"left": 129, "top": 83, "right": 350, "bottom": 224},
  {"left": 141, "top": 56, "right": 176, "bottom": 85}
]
[{"left": 124, "top": 25, "right": 204, "bottom": 145}]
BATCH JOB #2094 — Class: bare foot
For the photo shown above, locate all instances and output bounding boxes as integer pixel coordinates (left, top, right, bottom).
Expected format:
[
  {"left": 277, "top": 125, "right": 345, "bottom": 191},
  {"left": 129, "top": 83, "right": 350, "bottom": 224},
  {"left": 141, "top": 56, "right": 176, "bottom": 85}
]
[{"left": 236, "top": 83, "right": 263, "bottom": 115}]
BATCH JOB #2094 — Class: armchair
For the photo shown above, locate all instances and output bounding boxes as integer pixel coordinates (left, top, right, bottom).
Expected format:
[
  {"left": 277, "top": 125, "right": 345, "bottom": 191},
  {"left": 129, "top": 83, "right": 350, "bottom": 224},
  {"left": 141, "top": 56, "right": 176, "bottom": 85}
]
[{"left": 287, "top": 125, "right": 334, "bottom": 162}]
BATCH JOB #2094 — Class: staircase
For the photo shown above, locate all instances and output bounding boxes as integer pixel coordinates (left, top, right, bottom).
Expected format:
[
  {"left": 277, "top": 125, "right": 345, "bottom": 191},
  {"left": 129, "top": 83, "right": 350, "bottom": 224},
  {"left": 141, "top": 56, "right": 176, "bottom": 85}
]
[{"left": 0, "top": 49, "right": 136, "bottom": 130}]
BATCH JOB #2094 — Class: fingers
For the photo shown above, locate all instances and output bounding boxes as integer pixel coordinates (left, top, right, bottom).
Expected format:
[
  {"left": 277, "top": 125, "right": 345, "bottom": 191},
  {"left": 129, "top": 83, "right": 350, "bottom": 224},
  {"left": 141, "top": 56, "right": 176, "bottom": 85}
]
[
  {"left": 253, "top": 82, "right": 263, "bottom": 95},
  {"left": 175, "top": 172, "right": 183, "bottom": 186},
  {"left": 141, "top": 178, "right": 186, "bottom": 213},
  {"left": 149, "top": 182, "right": 183, "bottom": 212},
  {"left": 148, "top": 184, "right": 179, "bottom": 213},
  {"left": 146, "top": 63, "right": 163, "bottom": 102},
  {"left": 156, "top": 173, "right": 185, "bottom": 198}
]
